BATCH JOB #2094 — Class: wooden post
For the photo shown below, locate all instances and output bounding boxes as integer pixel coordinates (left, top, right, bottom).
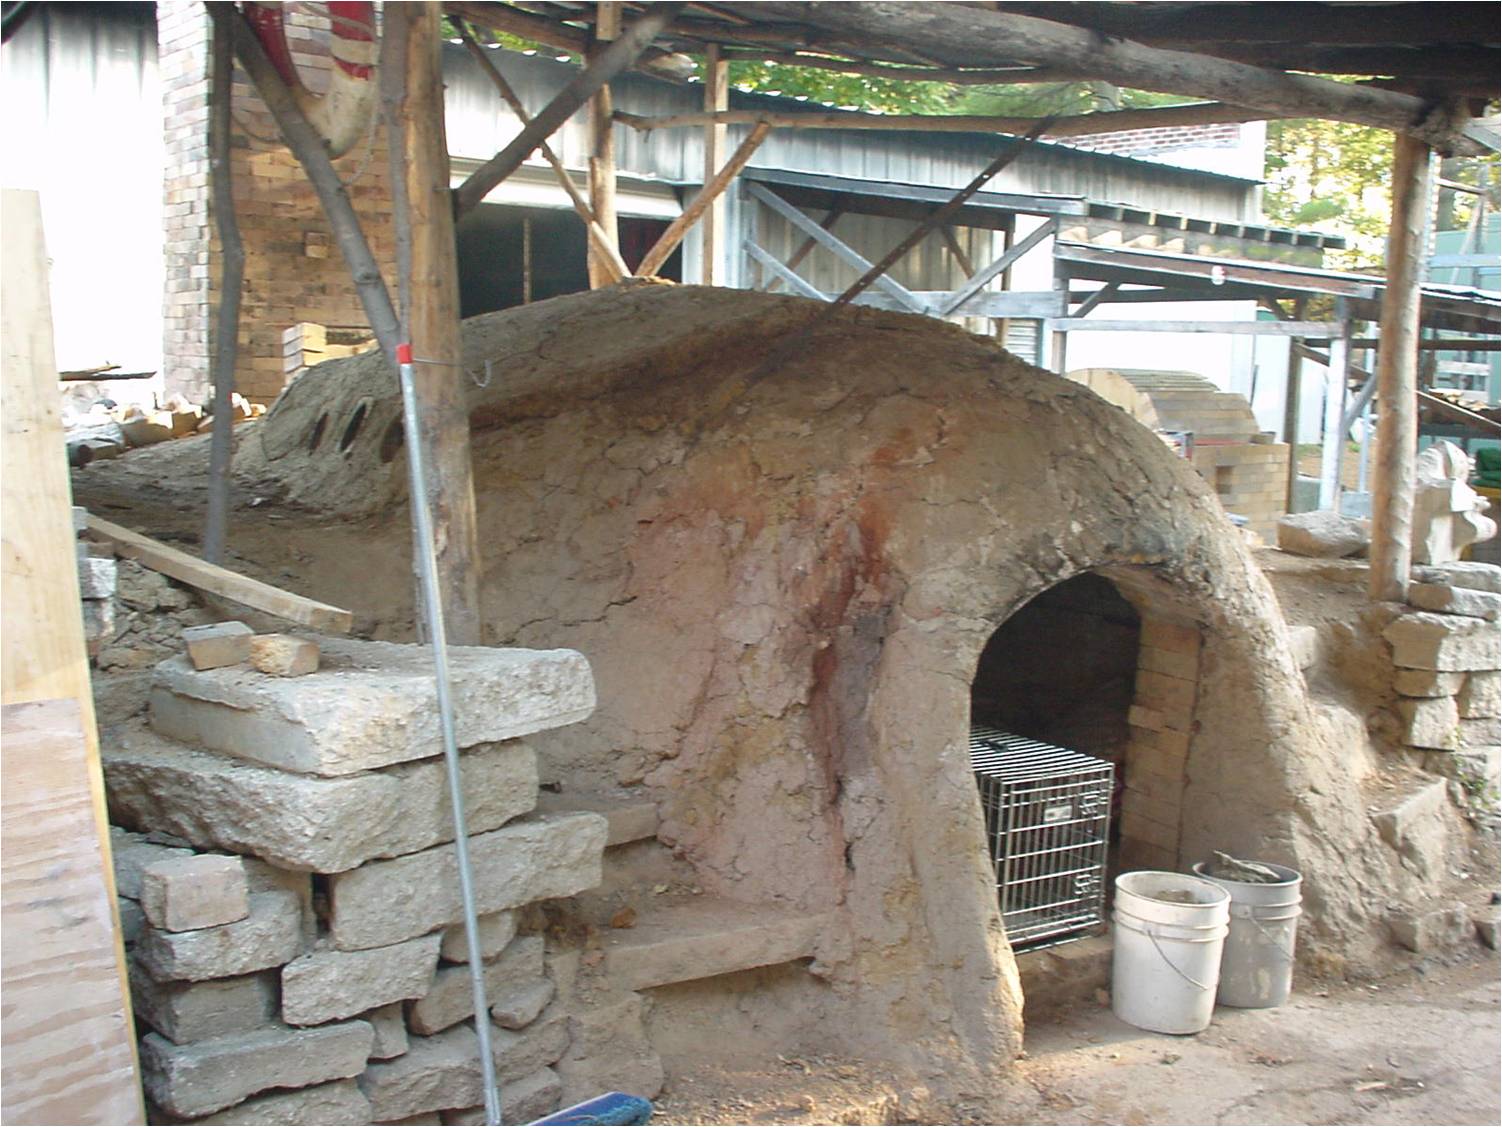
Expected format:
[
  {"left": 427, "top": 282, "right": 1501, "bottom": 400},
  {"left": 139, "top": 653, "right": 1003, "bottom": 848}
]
[
  {"left": 587, "top": 2, "right": 621, "bottom": 288},
  {"left": 385, "top": 3, "right": 484, "bottom": 642},
  {"left": 1317, "top": 305, "right": 1352, "bottom": 511},
  {"left": 204, "top": 14, "right": 243, "bottom": 565},
  {"left": 1369, "top": 134, "right": 1434, "bottom": 602},
  {"left": 1282, "top": 336, "right": 1303, "bottom": 509},
  {"left": 701, "top": 44, "right": 729, "bottom": 285}
]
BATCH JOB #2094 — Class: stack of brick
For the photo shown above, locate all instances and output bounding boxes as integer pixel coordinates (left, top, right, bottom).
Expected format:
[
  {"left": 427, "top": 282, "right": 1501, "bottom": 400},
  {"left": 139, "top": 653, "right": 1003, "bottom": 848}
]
[
  {"left": 1118, "top": 618, "right": 1203, "bottom": 871},
  {"left": 75, "top": 506, "right": 119, "bottom": 656},
  {"left": 103, "top": 635, "right": 607, "bottom": 1124},
  {"left": 1188, "top": 441, "right": 1290, "bottom": 541},
  {"left": 1383, "top": 562, "right": 1501, "bottom": 796}
]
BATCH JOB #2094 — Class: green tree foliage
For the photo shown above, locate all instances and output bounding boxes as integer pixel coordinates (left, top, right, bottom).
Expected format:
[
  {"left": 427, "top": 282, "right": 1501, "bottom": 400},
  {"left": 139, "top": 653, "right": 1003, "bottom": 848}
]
[{"left": 1263, "top": 119, "right": 1394, "bottom": 269}]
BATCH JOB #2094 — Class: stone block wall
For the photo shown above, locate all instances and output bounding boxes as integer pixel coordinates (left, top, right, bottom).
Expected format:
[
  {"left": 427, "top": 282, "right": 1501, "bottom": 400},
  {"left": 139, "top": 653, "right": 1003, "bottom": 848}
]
[
  {"left": 157, "top": 1, "right": 395, "bottom": 404},
  {"left": 1382, "top": 562, "right": 1502, "bottom": 797},
  {"left": 103, "top": 635, "right": 606, "bottom": 1124}
]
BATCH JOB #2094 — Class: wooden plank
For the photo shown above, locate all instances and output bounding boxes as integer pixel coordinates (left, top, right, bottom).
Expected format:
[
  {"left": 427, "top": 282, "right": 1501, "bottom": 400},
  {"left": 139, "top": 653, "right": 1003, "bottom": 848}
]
[
  {"left": 747, "top": 181, "right": 924, "bottom": 312},
  {"left": 638, "top": 120, "right": 772, "bottom": 278},
  {"left": 1369, "top": 134, "right": 1432, "bottom": 601},
  {"left": 387, "top": 3, "right": 483, "bottom": 642},
  {"left": 937, "top": 218, "right": 1054, "bottom": 317},
  {"left": 456, "top": 23, "right": 628, "bottom": 282},
  {"left": 587, "top": 2, "right": 621, "bottom": 289},
  {"left": 762, "top": 205, "right": 843, "bottom": 294},
  {"left": 700, "top": 44, "right": 728, "bottom": 285},
  {"left": 1051, "top": 319, "right": 1337, "bottom": 336},
  {"left": 452, "top": 3, "right": 684, "bottom": 218},
  {"left": 2, "top": 700, "right": 143, "bottom": 1126},
  {"left": 1, "top": 187, "right": 143, "bottom": 1124},
  {"left": 86, "top": 515, "right": 354, "bottom": 633},
  {"left": 744, "top": 239, "right": 825, "bottom": 301}
]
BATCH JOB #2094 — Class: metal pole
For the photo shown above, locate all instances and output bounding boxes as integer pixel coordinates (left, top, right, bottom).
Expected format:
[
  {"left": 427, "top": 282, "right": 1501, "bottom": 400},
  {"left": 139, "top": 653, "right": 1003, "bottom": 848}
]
[{"left": 396, "top": 344, "right": 501, "bottom": 1124}]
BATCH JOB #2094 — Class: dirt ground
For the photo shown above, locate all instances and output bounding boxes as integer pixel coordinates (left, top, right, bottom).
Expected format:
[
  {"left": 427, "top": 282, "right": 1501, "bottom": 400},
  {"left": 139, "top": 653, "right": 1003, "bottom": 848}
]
[{"left": 654, "top": 949, "right": 1501, "bottom": 1126}]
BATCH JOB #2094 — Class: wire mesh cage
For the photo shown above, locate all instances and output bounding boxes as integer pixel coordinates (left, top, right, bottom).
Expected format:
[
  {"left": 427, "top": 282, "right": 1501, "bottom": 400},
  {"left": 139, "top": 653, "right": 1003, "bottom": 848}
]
[{"left": 970, "top": 725, "right": 1115, "bottom": 951}]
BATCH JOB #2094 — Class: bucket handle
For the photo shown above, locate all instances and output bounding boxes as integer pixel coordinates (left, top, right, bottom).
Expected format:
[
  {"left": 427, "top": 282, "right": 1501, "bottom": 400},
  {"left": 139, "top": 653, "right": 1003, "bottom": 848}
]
[
  {"left": 1147, "top": 929, "right": 1218, "bottom": 992},
  {"left": 1243, "top": 913, "right": 1297, "bottom": 963}
]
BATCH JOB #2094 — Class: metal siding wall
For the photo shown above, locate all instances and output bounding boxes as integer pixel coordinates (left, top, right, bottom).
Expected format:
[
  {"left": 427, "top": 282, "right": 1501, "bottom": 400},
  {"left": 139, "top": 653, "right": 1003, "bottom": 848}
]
[{"left": 0, "top": 4, "right": 164, "bottom": 378}]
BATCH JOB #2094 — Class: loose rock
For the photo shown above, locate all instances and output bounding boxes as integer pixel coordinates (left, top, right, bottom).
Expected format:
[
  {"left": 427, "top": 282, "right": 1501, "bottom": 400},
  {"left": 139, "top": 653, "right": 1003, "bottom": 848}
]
[
  {"left": 249, "top": 634, "right": 320, "bottom": 677},
  {"left": 183, "top": 622, "right": 253, "bottom": 671},
  {"left": 282, "top": 933, "right": 442, "bottom": 1027}
]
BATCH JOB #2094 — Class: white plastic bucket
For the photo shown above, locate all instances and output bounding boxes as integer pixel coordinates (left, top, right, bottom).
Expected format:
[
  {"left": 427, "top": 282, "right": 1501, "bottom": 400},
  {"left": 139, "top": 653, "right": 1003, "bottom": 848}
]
[
  {"left": 1111, "top": 871, "right": 1230, "bottom": 1034},
  {"left": 1192, "top": 861, "right": 1302, "bottom": 1009}
]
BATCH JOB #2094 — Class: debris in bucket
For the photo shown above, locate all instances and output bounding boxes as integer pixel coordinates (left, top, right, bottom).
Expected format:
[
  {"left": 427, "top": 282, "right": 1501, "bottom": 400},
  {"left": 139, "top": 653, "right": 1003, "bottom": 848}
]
[
  {"left": 1209, "top": 850, "right": 1283, "bottom": 883},
  {"left": 1152, "top": 889, "right": 1202, "bottom": 903}
]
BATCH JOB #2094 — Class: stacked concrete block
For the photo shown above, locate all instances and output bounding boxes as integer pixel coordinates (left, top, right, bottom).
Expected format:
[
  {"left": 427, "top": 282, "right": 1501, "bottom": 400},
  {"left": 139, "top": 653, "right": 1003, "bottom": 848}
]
[
  {"left": 1385, "top": 564, "right": 1502, "bottom": 799},
  {"left": 1118, "top": 617, "right": 1202, "bottom": 871},
  {"left": 103, "top": 636, "right": 606, "bottom": 1124},
  {"left": 1189, "top": 441, "right": 1290, "bottom": 542}
]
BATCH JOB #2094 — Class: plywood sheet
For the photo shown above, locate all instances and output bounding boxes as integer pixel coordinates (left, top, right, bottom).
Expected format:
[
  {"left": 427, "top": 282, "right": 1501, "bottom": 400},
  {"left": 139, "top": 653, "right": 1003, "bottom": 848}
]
[{"left": 1, "top": 700, "right": 143, "bottom": 1124}]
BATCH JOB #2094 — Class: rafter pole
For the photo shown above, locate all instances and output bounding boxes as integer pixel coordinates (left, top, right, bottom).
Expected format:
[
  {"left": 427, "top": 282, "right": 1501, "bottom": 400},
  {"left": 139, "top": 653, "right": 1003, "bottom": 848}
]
[
  {"left": 456, "top": 23, "right": 628, "bottom": 282},
  {"left": 453, "top": 3, "right": 684, "bottom": 218},
  {"left": 730, "top": 1, "right": 1479, "bottom": 152},
  {"left": 1369, "top": 134, "right": 1434, "bottom": 602},
  {"left": 587, "top": 2, "right": 621, "bottom": 289},
  {"left": 700, "top": 43, "right": 729, "bottom": 285},
  {"left": 638, "top": 120, "right": 772, "bottom": 278}
]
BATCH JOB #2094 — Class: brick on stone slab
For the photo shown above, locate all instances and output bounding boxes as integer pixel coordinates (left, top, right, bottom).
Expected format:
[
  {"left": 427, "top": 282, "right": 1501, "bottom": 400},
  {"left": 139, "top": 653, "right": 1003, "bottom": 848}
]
[
  {"left": 104, "top": 726, "right": 537, "bottom": 874},
  {"left": 1413, "top": 561, "right": 1502, "bottom": 594},
  {"left": 1393, "top": 668, "right": 1466, "bottom": 698},
  {"left": 408, "top": 936, "right": 544, "bottom": 1036},
  {"left": 282, "top": 933, "right": 442, "bottom": 1027},
  {"left": 140, "top": 1020, "right": 374, "bottom": 1118},
  {"left": 138, "top": 889, "right": 303, "bottom": 982},
  {"left": 1383, "top": 612, "right": 1500, "bottom": 672},
  {"left": 490, "top": 979, "right": 555, "bottom": 1031},
  {"left": 330, "top": 813, "right": 606, "bottom": 950},
  {"left": 1458, "top": 671, "right": 1501, "bottom": 720},
  {"left": 130, "top": 961, "right": 278, "bottom": 1045},
  {"left": 1395, "top": 695, "right": 1460, "bottom": 751},
  {"left": 191, "top": 1078, "right": 373, "bottom": 1125},
  {"left": 111, "top": 827, "right": 192, "bottom": 900},
  {"left": 141, "top": 853, "right": 249, "bottom": 932},
  {"left": 1388, "top": 901, "right": 1470, "bottom": 953},
  {"left": 147, "top": 637, "right": 594, "bottom": 777},
  {"left": 439, "top": 911, "right": 518, "bottom": 964},
  {"left": 366, "top": 1002, "right": 410, "bottom": 1060},
  {"left": 1407, "top": 582, "right": 1502, "bottom": 622},
  {"left": 183, "top": 621, "right": 254, "bottom": 670},
  {"left": 250, "top": 633, "right": 320, "bottom": 677}
]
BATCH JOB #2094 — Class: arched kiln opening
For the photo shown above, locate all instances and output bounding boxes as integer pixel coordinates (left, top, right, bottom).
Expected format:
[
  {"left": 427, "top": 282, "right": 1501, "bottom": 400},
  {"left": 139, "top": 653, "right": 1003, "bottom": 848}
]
[{"left": 969, "top": 569, "right": 1207, "bottom": 953}]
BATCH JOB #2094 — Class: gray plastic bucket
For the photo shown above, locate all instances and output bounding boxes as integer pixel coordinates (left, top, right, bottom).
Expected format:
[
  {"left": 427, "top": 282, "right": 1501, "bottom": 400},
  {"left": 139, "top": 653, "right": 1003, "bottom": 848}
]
[
  {"left": 1111, "top": 871, "right": 1230, "bottom": 1035},
  {"left": 1192, "top": 861, "right": 1302, "bottom": 1009}
]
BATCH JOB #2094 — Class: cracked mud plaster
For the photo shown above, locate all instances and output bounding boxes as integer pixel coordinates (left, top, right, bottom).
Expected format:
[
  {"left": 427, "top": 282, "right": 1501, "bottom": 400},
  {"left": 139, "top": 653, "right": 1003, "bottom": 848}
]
[{"left": 244, "top": 284, "right": 1438, "bottom": 1092}]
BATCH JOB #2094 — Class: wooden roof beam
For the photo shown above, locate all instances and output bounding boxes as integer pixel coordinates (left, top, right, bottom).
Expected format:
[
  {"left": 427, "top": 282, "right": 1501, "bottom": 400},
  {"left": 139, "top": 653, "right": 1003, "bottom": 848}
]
[{"left": 723, "top": 2, "right": 1486, "bottom": 154}]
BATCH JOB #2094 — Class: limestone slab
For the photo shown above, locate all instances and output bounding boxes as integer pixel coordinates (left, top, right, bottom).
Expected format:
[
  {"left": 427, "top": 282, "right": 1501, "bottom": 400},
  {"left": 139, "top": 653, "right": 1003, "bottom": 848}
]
[
  {"left": 130, "top": 963, "right": 278, "bottom": 1045},
  {"left": 77, "top": 555, "right": 118, "bottom": 600},
  {"left": 140, "top": 853, "right": 248, "bottom": 932},
  {"left": 137, "top": 890, "right": 303, "bottom": 981},
  {"left": 250, "top": 633, "right": 320, "bottom": 676},
  {"left": 408, "top": 937, "right": 544, "bottom": 1035},
  {"left": 441, "top": 1067, "right": 560, "bottom": 1125},
  {"left": 1459, "top": 671, "right": 1501, "bottom": 720},
  {"left": 283, "top": 933, "right": 442, "bottom": 1026},
  {"left": 148, "top": 637, "right": 595, "bottom": 776},
  {"left": 183, "top": 622, "right": 253, "bottom": 671},
  {"left": 1276, "top": 510, "right": 1368, "bottom": 558},
  {"left": 490, "top": 980, "right": 554, "bottom": 1031},
  {"left": 1407, "top": 582, "right": 1502, "bottom": 622},
  {"left": 193, "top": 1079, "right": 372, "bottom": 1125},
  {"left": 438, "top": 911, "right": 518, "bottom": 964},
  {"left": 358, "top": 1025, "right": 484, "bottom": 1122},
  {"left": 111, "top": 827, "right": 192, "bottom": 899},
  {"left": 1370, "top": 779, "right": 1450, "bottom": 879},
  {"left": 1389, "top": 901, "right": 1470, "bottom": 953},
  {"left": 104, "top": 726, "right": 538, "bottom": 873},
  {"left": 1383, "top": 612, "right": 1501, "bottom": 672},
  {"left": 366, "top": 1002, "right": 410, "bottom": 1060},
  {"left": 1393, "top": 669, "right": 1466, "bottom": 698},
  {"left": 330, "top": 814, "right": 606, "bottom": 950},
  {"left": 1395, "top": 696, "right": 1459, "bottom": 750},
  {"left": 1414, "top": 561, "right": 1502, "bottom": 593},
  {"left": 140, "top": 1020, "right": 373, "bottom": 1118}
]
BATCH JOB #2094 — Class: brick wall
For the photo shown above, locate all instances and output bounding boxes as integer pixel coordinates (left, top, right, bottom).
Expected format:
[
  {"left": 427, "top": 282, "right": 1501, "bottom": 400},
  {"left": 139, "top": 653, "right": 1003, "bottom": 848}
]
[
  {"left": 158, "top": 2, "right": 395, "bottom": 404},
  {"left": 1065, "top": 122, "right": 1243, "bottom": 159}
]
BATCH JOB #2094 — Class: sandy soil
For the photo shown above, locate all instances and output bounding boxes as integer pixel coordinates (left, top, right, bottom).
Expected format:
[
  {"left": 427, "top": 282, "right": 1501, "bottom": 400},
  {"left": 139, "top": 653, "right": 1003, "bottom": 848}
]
[{"left": 654, "top": 949, "right": 1501, "bottom": 1126}]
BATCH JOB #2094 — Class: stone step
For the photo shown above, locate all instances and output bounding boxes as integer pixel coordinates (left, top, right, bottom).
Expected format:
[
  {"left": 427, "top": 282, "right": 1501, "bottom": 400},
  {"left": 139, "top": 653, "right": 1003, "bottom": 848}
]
[
  {"left": 533, "top": 788, "right": 658, "bottom": 848},
  {"left": 147, "top": 636, "right": 595, "bottom": 777},
  {"left": 1370, "top": 777, "right": 1452, "bottom": 881},
  {"left": 601, "top": 897, "right": 833, "bottom": 992}
]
